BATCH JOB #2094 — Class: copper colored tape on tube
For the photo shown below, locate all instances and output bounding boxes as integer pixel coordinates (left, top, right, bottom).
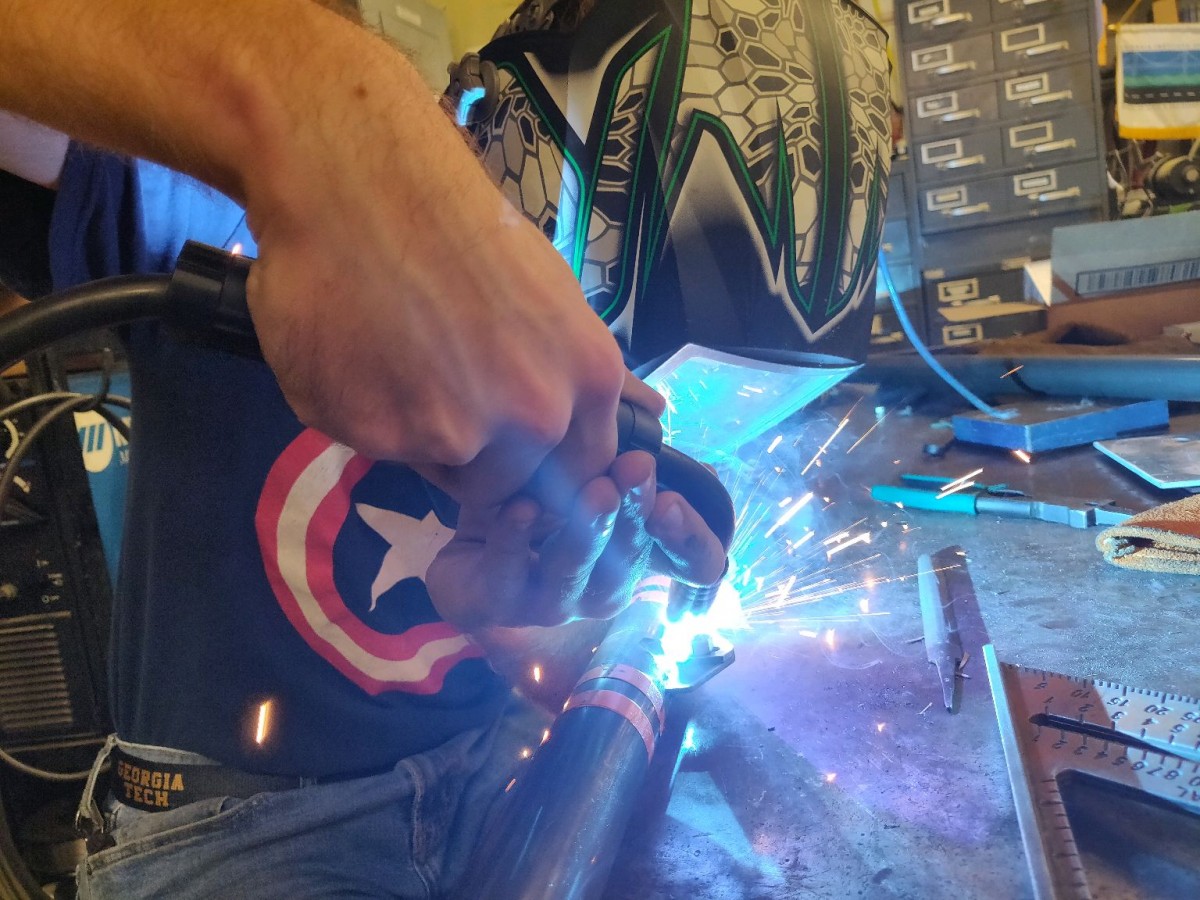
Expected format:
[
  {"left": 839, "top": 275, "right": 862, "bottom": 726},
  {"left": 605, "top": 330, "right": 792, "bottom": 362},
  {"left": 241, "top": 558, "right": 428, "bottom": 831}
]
[
  {"left": 576, "top": 664, "right": 666, "bottom": 731},
  {"left": 563, "top": 689, "right": 657, "bottom": 759}
]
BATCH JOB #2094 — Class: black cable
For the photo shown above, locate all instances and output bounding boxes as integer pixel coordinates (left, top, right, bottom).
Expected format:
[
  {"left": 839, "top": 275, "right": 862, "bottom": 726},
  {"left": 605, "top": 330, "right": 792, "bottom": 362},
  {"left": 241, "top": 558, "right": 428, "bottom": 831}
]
[
  {"left": 0, "top": 275, "right": 169, "bottom": 372},
  {"left": 0, "top": 777, "right": 47, "bottom": 899}
]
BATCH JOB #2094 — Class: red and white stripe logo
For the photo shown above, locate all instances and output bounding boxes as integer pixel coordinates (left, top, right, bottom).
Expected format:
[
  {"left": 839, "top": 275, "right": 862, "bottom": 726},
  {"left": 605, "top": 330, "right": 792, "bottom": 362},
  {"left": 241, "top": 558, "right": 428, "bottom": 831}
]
[{"left": 256, "top": 429, "right": 482, "bottom": 695}]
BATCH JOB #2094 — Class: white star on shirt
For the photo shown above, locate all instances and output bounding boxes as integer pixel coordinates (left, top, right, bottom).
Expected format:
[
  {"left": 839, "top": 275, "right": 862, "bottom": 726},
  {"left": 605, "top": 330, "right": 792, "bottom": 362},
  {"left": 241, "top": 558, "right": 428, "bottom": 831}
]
[{"left": 354, "top": 505, "right": 454, "bottom": 612}]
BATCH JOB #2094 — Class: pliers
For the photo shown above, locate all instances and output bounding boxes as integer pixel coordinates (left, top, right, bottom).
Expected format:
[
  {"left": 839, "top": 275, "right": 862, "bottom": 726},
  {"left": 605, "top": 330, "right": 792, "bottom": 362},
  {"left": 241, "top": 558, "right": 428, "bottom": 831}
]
[{"left": 871, "top": 474, "right": 1136, "bottom": 528}]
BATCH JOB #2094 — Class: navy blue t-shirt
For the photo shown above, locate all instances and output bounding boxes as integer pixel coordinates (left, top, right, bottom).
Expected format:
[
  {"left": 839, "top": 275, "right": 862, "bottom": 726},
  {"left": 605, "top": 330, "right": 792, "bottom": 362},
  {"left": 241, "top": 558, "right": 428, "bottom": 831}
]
[{"left": 45, "top": 145, "right": 508, "bottom": 777}]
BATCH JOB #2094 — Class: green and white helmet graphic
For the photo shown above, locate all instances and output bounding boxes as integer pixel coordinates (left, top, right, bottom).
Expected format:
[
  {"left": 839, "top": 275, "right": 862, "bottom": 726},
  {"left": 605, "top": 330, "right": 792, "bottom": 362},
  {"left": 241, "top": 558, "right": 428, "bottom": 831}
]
[{"left": 450, "top": 0, "right": 892, "bottom": 369}]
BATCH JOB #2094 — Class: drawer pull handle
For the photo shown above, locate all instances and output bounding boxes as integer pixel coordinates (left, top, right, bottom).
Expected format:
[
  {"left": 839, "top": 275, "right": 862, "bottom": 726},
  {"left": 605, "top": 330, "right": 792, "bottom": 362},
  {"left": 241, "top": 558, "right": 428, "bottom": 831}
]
[
  {"left": 930, "top": 12, "right": 972, "bottom": 25},
  {"left": 934, "top": 62, "right": 976, "bottom": 75},
  {"left": 1028, "top": 89, "right": 1072, "bottom": 105},
  {"left": 1020, "top": 0, "right": 1053, "bottom": 6},
  {"left": 1031, "top": 138, "right": 1077, "bottom": 154},
  {"left": 946, "top": 202, "right": 991, "bottom": 216},
  {"left": 940, "top": 109, "right": 981, "bottom": 122},
  {"left": 1023, "top": 41, "right": 1069, "bottom": 57},
  {"left": 1036, "top": 186, "right": 1081, "bottom": 202},
  {"left": 938, "top": 154, "right": 986, "bottom": 169}
]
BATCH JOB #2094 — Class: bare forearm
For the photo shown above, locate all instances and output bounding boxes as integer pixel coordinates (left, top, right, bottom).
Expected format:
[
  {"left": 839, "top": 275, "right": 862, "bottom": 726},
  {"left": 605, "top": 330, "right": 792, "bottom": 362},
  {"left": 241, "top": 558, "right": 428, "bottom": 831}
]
[{"left": 0, "top": 0, "right": 472, "bottom": 215}]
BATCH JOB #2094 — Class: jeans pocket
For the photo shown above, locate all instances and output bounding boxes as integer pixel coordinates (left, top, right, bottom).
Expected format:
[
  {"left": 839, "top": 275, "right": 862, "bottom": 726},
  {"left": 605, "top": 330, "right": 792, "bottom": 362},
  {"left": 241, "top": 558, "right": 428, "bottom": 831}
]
[{"left": 106, "top": 794, "right": 248, "bottom": 848}]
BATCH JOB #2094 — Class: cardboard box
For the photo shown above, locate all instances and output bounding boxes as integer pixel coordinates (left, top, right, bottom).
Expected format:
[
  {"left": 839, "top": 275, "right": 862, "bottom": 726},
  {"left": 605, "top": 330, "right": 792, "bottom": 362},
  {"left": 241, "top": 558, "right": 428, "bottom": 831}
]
[
  {"left": 1046, "top": 279, "right": 1200, "bottom": 339},
  {"left": 1050, "top": 212, "right": 1200, "bottom": 304}
]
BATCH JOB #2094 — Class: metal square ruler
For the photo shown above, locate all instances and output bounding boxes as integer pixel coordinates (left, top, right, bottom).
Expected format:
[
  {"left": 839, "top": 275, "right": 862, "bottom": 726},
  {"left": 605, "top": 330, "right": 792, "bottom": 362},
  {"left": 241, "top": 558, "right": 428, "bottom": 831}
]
[{"left": 983, "top": 644, "right": 1200, "bottom": 899}]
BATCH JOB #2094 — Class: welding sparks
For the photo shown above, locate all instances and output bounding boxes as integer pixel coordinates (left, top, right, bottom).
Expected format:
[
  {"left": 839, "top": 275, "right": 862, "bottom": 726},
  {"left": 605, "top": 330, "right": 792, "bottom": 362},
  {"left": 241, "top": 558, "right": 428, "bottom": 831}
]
[
  {"left": 1001, "top": 365, "right": 1025, "bottom": 379},
  {"left": 875, "top": 722, "right": 886, "bottom": 733},
  {"left": 823, "top": 772, "right": 837, "bottom": 784},
  {"left": 531, "top": 665, "right": 542, "bottom": 684},
  {"left": 230, "top": 242, "right": 244, "bottom": 256},
  {"left": 519, "top": 747, "right": 532, "bottom": 760},
  {"left": 846, "top": 406, "right": 891, "bottom": 454},
  {"left": 935, "top": 468, "right": 984, "bottom": 499},
  {"left": 254, "top": 701, "right": 272, "bottom": 746},
  {"left": 1012, "top": 449, "right": 1031, "bottom": 464},
  {"left": 541, "top": 729, "right": 551, "bottom": 745},
  {"left": 700, "top": 399, "right": 903, "bottom": 644},
  {"left": 801, "top": 414, "right": 851, "bottom": 475},
  {"left": 764, "top": 492, "right": 814, "bottom": 538},
  {"left": 826, "top": 531, "right": 871, "bottom": 559}
]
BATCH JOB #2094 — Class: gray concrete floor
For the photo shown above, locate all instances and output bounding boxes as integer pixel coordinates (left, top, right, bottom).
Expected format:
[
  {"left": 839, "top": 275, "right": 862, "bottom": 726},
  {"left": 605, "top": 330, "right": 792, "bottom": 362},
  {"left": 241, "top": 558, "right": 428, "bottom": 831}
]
[{"left": 604, "top": 384, "right": 1200, "bottom": 900}]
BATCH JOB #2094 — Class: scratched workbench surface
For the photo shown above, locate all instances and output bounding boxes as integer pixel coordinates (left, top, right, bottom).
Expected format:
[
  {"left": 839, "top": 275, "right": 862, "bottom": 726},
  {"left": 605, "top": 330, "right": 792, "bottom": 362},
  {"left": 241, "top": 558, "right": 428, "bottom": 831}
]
[{"left": 603, "top": 382, "right": 1200, "bottom": 900}]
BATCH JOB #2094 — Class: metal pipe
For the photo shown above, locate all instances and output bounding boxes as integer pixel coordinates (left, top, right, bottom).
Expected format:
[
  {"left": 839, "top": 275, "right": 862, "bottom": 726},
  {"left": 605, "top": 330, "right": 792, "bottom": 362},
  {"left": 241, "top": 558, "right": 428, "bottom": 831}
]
[
  {"left": 455, "top": 599, "right": 674, "bottom": 900},
  {"left": 858, "top": 353, "right": 1200, "bottom": 403}
]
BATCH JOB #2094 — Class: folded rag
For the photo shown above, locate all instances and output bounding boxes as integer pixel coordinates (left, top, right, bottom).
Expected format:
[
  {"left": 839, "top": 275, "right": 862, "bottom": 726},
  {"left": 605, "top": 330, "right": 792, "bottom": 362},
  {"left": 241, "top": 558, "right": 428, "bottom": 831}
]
[{"left": 1096, "top": 493, "right": 1200, "bottom": 575}]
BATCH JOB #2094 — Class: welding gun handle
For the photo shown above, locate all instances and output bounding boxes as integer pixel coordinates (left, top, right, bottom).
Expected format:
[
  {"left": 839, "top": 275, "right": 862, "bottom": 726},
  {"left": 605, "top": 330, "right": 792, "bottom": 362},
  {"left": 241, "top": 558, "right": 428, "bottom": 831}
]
[
  {"left": 167, "top": 241, "right": 260, "bottom": 358},
  {"left": 871, "top": 484, "right": 978, "bottom": 515}
]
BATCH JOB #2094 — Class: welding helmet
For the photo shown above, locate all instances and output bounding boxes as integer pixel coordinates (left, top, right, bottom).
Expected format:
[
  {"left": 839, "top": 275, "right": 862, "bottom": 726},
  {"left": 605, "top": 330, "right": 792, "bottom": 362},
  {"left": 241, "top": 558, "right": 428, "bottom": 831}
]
[{"left": 448, "top": 0, "right": 892, "bottom": 457}]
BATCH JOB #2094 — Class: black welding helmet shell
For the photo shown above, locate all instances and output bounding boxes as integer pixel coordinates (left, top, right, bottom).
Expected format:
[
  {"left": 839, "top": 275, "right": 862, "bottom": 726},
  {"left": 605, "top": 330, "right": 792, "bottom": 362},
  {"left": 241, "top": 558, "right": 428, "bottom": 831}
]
[{"left": 449, "top": 0, "right": 892, "bottom": 455}]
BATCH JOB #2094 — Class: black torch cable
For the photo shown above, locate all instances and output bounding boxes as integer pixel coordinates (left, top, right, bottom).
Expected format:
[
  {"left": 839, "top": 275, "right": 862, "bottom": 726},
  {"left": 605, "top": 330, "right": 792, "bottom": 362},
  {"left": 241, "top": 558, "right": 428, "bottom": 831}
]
[{"left": 0, "top": 275, "right": 171, "bottom": 372}]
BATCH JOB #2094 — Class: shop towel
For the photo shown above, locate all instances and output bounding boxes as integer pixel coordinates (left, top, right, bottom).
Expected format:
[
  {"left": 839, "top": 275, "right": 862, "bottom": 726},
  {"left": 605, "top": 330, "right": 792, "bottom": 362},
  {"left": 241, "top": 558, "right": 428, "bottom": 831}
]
[{"left": 1097, "top": 492, "right": 1200, "bottom": 574}]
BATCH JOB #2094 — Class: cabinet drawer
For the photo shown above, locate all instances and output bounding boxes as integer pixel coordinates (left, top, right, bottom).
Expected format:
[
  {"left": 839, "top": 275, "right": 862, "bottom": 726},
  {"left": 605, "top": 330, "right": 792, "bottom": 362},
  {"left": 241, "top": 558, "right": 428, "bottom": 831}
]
[
  {"left": 900, "top": 0, "right": 992, "bottom": 42},
  {"left": 921, "top": 162, "right": 1101, "bottom": 232},
  {"left": 924, "top": 266, "right": 1025, "bottom": 308},
  {"left": 990, "top": 0, "right": 1080, "bottom": 22},
  {"left": 910, "top": 83, "right": 999, "bottom": 137},
  {"left": 906, "top": 34, "right": 996, "bottom": 90},
  {"left": 919, "top": 181, "right": 1008, "bottom": 232},
  {"left": 923, "top": 266, "right": 1044, "bottom": 346},
  {"left": 1008, "top": 160, "right": 1102, "bottom": 217},
  {"left": 998, "top": 61, "right": 1096, "bottom": 119},
  {"left": 993, "top": 14, "right": 1084, "bottom": 73},
  {"left": 1001, "top": 107, "right": 1099, "bottom": 167},
  {"left": 914, "top": 128, "right": 1005, "bottom": 183}
]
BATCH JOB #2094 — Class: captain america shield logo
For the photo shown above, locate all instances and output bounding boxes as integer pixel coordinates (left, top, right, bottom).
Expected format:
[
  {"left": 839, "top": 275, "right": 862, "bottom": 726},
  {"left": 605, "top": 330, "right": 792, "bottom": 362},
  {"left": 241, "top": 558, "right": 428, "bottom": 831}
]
[{"left": 255, "top": 428, "right": 484, "bottom": 696}]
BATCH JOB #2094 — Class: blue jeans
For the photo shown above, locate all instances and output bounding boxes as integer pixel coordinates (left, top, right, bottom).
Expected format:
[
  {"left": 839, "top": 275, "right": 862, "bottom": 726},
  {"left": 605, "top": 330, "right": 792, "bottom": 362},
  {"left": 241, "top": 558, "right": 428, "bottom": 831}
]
[{"left": 76, "top": 695, "right": 547, "bottom": 899}]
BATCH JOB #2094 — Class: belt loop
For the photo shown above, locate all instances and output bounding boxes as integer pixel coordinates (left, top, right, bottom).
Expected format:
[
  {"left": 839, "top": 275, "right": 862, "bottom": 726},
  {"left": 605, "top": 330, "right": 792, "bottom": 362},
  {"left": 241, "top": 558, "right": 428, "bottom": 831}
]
[{"left": 76, "top": 734, "right": 118, "bottom": 837}]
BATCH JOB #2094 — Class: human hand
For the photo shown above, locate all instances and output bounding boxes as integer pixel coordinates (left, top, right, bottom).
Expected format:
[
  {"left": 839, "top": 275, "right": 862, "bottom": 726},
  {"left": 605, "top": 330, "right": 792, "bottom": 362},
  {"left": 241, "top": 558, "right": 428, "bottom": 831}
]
[
  {"left": 424, "top": 450, "right": 727, "bottom": 631},
  {"left": 241, "top": 18, "right": 629, "bottom": 510}
]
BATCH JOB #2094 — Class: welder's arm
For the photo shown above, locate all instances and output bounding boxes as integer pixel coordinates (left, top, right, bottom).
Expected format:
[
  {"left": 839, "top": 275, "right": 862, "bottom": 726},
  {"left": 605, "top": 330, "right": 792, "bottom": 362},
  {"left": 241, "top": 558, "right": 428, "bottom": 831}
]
[{"left": 0, "top": 0, "right": 627, "bottom": 508}]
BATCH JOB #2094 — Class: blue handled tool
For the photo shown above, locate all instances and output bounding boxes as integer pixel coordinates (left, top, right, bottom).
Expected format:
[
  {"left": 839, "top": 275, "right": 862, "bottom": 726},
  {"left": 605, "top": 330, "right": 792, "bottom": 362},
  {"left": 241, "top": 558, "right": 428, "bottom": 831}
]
[{"left": 871, "top": 474, "right": 1136, "bottom": 528}]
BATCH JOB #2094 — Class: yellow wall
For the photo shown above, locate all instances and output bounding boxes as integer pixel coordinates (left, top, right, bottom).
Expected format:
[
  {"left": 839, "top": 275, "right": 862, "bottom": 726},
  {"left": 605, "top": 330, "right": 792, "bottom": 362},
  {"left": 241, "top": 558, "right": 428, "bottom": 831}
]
[{"left": 436, "top": 0, "right": 519, "bottom": 56}]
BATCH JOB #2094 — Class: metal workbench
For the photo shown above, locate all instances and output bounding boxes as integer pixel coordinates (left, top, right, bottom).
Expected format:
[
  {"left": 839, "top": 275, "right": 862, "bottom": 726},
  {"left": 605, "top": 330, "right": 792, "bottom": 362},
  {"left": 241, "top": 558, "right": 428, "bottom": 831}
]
[{"left": 604, "top": 383, "right": 1200, "bottom": 900}]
